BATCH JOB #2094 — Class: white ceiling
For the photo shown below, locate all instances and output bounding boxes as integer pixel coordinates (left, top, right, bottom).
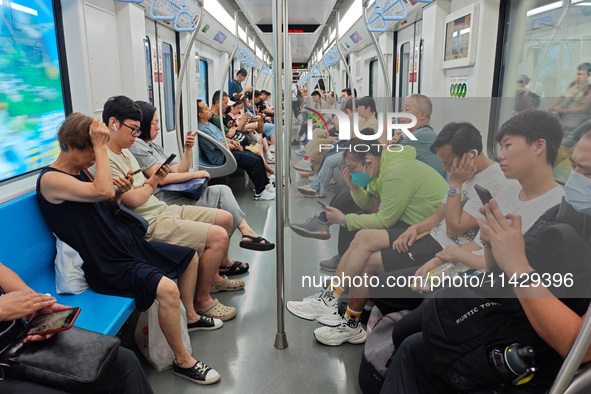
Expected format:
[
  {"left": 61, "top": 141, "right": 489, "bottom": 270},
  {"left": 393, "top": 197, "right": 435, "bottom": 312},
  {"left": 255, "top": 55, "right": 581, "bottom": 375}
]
[{"left": 233, "top": 0, "right": 337, "bottom": 63}]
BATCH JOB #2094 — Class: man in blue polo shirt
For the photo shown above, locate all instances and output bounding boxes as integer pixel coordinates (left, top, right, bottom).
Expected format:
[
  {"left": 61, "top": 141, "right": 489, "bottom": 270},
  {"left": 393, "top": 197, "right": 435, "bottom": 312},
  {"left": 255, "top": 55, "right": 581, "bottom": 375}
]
[
  {"left": 229, "top": 68, "right": 251, "bottom": 101},
  {"left": 197, "top": 99, "right": 274, "bottom": 201}
]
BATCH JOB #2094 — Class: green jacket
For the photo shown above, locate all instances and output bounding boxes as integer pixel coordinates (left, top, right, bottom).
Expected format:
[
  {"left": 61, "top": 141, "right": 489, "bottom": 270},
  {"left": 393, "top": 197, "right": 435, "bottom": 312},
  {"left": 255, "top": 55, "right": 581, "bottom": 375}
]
[{"left": 347, "top": 145, "right": 448, "bottom": 230}]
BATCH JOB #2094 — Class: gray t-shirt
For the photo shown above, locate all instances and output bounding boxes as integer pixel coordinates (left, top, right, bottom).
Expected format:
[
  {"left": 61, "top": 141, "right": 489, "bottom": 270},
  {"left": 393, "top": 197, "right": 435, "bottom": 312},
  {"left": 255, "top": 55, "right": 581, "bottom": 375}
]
[{"left": 128, "top": 139, "right": 178, "bottom": 170}]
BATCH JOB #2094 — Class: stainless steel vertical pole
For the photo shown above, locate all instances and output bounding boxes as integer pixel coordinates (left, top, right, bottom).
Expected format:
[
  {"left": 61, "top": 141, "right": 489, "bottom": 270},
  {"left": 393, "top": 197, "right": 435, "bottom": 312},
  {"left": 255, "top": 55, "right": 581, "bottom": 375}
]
[
  {"left": 335, "top": 11, "right": 356, "bottom": 109},
  {"left": 362, "top": 0, "right": 392, "bottom": 111},
  {"left": 273, "top": 0, "right": 287, "bottom": 350},
  {"left": 174, "top": 1, "right": 204, "bottom": 155},
  {"left": 217, "top": 12, "right": 239, "bottom": 150},
  {"left": 283, "top": 2, "right": 292, "bottom": 227}
]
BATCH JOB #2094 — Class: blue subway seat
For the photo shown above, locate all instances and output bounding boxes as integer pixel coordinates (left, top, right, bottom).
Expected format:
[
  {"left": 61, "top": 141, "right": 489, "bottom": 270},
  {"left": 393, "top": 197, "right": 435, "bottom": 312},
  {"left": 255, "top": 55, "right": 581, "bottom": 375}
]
[{"left": 0, "top": 192, "right": 135, "bottom": 337}]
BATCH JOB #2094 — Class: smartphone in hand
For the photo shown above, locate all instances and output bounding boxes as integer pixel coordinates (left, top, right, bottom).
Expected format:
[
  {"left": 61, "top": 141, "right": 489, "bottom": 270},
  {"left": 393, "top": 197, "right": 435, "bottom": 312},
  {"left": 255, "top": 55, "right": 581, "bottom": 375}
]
[
  {"left": 25, "top": 307, "right": 81, "bottom": 337},
  {"left": 474, "top": 185, "right": 493, "bottom": 205},
  {"left": 156, "top": 154, "right": 176, "bottom": 174},
  {"left": 317, "top": 201, "right": 327, "bottom": 208}
]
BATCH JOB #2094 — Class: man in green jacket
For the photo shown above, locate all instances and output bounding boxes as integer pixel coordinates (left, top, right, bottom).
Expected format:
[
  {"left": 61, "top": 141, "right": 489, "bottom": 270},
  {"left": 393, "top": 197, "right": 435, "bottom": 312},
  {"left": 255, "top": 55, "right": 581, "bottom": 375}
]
[{"left": 287, "top": 138, "right": 447, "bottom": 345}]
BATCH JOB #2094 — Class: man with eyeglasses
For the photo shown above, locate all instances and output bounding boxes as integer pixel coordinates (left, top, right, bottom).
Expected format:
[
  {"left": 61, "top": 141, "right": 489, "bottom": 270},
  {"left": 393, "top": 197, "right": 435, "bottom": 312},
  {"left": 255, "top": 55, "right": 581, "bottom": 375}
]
[{"left": 100, "top": 95, "right": 241, "bottom": 325}]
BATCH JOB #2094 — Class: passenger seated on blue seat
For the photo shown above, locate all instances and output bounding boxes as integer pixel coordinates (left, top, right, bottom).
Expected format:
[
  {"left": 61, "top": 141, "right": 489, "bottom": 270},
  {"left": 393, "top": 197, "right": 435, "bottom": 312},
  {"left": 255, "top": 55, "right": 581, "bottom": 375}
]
[
  {"left": 243, "top": 91, "right": 276, "bottom": 146},
  {"left": 101, "top": 96, "right": 241, "bottom": 322},
  {"left": 197, "top": 99, "right": 275, "bottom": 201},
  {"left": 36, "top": 114, "right": 221, "bottom": 385},
  {"left": 128, "top": 102, "right": 274, "bottom": 275},
  {"left": 381, "top": 129, "right": 591, "bottom": 394},
  {"left": 226, "top": 98, "right": 275, "bottom": 163},
  {"left": 0, "top": 262, "right": 154, "bottom": 394},
  {"left": 287, "top": 137, "right": 448, "bottom": 346},
  {"left": 209, "top": 91, "right": 275, "bottom": 176}
]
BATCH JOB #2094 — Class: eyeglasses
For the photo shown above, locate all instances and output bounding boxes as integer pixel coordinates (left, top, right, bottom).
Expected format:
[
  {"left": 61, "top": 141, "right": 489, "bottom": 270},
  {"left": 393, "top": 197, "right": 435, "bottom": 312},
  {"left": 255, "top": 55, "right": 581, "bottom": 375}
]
[{"left": 120, "top": 121, "right": 141, "bottom": 137}]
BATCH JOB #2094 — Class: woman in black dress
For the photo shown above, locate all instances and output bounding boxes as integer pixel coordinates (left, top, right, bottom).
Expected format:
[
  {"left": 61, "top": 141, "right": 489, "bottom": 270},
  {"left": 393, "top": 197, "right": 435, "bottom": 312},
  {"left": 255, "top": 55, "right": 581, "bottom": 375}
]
[{"left": 36, "top": 113, "right": 220, "bottom": 385}]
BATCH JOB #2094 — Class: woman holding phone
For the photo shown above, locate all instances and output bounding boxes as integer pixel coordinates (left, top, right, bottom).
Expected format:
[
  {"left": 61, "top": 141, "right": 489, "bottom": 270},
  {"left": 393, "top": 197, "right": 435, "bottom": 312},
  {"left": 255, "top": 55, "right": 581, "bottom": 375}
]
[
  {"left": 36, "top": 114, "right": 222, "bottom": 385},
  {"left": 128, "top": 101, "right": 274, "bottom": 273}
]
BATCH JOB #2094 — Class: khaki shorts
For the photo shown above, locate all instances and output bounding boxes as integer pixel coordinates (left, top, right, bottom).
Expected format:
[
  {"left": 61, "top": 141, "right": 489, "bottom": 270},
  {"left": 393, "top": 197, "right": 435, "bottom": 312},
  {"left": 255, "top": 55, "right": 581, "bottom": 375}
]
[{"left": 145, "top": 204, "right": 217, "bottom": 256}]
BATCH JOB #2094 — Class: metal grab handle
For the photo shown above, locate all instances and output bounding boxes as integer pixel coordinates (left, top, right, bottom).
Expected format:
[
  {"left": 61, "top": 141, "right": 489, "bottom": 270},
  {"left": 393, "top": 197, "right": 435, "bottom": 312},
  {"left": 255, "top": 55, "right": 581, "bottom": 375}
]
[
  {"left": 150, "top": 0, "right": 175, "bottom": 21},
  {"left": 335, "top": 11, "right": 357, "bottom": 110},
  {"left": 382, "top": 0, "right": 407, "bottom": 21},
  {"left": 174, "top": 0, "right": 196, "bottom": 32}
]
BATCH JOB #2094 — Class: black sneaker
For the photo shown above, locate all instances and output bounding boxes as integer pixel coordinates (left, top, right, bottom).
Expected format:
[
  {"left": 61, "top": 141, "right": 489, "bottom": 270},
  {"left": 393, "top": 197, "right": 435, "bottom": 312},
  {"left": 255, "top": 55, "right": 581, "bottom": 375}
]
[
  {"left": 172, "top": 360, "right": 220, "bottom": 385},
  {"left": 291, "top": 139, "right": 301, "bottom": 146},
  {"left": 187, "top": 316, "right": 223, "bottom": 332}
]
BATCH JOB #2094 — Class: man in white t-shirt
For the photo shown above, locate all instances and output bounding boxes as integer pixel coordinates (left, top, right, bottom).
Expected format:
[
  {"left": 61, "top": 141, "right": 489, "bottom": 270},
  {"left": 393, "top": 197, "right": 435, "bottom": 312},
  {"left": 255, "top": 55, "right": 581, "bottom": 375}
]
[{"left": 412, "top": 110, "right": 565, "bottom": 277}]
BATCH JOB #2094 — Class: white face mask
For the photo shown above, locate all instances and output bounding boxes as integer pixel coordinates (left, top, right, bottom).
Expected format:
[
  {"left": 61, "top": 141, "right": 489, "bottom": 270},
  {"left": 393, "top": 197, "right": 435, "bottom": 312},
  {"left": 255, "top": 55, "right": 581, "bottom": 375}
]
[{"left": 565, "top": 170, "right": 591, "bottom": 215}]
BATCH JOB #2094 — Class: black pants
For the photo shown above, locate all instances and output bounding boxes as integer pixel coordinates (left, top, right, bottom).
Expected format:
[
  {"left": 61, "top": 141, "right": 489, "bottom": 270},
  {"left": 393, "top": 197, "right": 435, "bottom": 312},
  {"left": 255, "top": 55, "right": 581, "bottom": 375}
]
[
  {"left": 232, "top": 150, "right": 269, "bottom": 193},
  {"left": 0, "top": 347, "right": 153, "bottom": 394}
]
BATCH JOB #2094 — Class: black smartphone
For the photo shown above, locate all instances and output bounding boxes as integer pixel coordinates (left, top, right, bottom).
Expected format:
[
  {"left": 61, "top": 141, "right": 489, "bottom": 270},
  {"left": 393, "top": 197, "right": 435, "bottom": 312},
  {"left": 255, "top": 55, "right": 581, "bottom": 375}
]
[
  {"left": 317, "top": 201, "right": 327, "bottom": 208},
  {"left": 25, "top": 307, "right": 81, "bottom": 337},
  {"left": 474, "top": 185, "right": 493, "bottom": 205},
  {"left": 156, "top": 154, "right": 176, "bottom": 174}
]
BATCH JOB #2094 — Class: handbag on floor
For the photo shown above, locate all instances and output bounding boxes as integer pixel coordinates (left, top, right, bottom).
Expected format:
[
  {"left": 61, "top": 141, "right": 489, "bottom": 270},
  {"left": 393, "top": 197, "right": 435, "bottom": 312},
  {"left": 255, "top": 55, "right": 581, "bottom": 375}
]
[{"left": 134, "top": 299, "right": 192, "bottom": 372}]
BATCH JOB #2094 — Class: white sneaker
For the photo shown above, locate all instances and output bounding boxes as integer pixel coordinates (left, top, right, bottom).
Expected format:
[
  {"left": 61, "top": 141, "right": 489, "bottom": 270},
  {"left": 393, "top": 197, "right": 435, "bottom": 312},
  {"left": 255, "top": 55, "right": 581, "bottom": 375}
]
[
  {"left": 328, "top": 178, "right": 337, "bottom": 186},
  {"left": 295, "top": 148, "right": 307, "bottom": 157},
  {"left": 254, "top": 189, "right": 275, "bottom": 201},
  {"left": 266, "top": 152, "right": 275, "bottom": 164},
  {"left": 314, "top": 316, "right": 367, "bottom": 346},
  {"left": 297, "top": 185, "right": 320, "bottom": 198},
  {"left": 269, "top": 145, "right": 275, "bottom": 153},
  {"left": 293, "top": 159, "right": 312, "bottom": 172},
  {"left": 268, "top": 174, "right": 276, "bottom": 182},
  {"left": 317, "top": 306, "right": 343, "bottom": 327},
  {"left": 265, "top": 183, "right": 276, "bottom": 193},
  {"left": 286, "top": 291, "right": 338, "bottom": 321}
]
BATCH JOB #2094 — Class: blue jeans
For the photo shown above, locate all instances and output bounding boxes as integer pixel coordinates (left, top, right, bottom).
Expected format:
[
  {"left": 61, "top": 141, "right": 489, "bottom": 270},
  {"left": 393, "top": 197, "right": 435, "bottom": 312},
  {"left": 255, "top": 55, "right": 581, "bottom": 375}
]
[
  {"left": 263, "top": 123, "right": 275, "bottom": 136},
  {"left": 310, "top": 151, "right": 342, "bottom": 197}
]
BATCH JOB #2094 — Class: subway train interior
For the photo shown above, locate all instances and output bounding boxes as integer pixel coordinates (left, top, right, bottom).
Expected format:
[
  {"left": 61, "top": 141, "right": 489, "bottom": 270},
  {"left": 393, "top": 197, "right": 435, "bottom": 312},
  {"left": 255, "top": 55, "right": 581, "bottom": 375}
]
[{"left": 1, "top": 0, "right": 591, "bottom": 393}]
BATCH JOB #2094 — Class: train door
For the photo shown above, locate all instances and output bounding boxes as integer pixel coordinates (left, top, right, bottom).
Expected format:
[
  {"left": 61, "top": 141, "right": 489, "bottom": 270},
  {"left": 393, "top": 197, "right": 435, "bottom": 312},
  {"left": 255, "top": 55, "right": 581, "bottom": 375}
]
[
  {"left": 145, "top": 18, "right": 180, "bottom": 156},
  {"left": 395, "top": 20, "right": 422, "bottom": 107}
]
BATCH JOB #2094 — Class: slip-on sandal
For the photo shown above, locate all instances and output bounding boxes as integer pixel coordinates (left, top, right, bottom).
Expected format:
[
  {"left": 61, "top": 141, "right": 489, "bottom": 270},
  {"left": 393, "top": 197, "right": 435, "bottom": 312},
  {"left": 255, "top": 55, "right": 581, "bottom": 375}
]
[
  {"left": 219, "top": 261, "right": 249, "bottom": 276},
  {"left": 197, "top": 299, "right": 237, "bottom": 321},
  {"left": 209, "top": 275, "right": 245, "bottom": 293},
  {"left": 239, "top": 235, "right": 275, "bottom": 251}
]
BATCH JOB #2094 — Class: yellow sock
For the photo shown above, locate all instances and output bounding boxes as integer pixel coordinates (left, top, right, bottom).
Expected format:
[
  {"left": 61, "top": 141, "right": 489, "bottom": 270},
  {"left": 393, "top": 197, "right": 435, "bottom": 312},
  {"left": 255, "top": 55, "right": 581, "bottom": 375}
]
[
  {"left": 330, "top": 284, "right": 344, "bottom": 297},
  {"left": 345, "top": 307, "right": 362, "bottom": 320}
]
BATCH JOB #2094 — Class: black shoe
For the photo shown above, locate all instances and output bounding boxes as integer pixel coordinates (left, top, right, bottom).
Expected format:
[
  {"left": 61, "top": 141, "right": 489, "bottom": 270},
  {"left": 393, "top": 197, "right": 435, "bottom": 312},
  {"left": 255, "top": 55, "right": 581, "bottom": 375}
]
[
  {"left": 187, "top": 316, "right": 223, "bottom": 332},
  {"left": 291, "top": 139, "right": 301, "bottom": 146},
  {"left": 172, "top": 360, "right": 220, "bottom": 385}
]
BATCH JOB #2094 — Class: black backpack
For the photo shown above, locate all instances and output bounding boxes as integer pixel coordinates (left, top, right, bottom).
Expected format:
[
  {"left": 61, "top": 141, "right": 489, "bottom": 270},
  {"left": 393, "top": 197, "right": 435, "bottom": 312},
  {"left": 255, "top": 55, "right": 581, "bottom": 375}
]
[{"left": 422, "top": 220, "right": 591, "bottom": 392}]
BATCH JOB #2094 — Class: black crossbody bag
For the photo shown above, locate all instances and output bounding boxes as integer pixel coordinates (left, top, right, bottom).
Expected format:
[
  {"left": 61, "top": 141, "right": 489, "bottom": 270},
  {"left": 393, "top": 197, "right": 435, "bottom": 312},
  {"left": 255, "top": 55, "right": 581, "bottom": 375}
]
[{"left": 0, "top": 286, "right": 120, "bottom": 392}]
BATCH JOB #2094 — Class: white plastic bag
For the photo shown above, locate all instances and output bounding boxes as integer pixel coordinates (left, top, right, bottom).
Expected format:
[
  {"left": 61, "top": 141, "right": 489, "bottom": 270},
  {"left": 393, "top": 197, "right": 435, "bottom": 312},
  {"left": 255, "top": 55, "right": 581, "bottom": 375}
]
[
  {"left": 134, "top": 299, "right": 192, "bottom": 371},
  {"left": 54, "top": 236, "right": 89, "bottom": 295},
  {"left": 367, "top": 306, "right": 384, "bottom": 334}
]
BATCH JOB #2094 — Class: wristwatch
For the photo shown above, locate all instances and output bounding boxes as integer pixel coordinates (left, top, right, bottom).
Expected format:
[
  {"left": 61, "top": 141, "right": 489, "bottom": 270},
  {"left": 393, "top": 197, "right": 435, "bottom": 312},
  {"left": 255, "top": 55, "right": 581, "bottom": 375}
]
[
  {"left": 340, "top": 215, "right": 348, "bottom": 228},
  {"left": 447, "top": 187, "right": 460, "bottom": 197}
]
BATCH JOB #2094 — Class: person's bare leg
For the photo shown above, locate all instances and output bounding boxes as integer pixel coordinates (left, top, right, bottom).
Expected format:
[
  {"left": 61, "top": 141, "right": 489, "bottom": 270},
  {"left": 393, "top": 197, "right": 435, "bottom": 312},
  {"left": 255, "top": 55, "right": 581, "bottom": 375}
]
[
  {"left": 156, "top": 277, "right": 196, "bottom": 368},
  {"left": 214, "top": 210, "right": 247, "bottom": 270},
  {"left": 194, "top": 225, "right": 228, "bottom": 311},
  {"left": 347, "top": 251, "right": 386, "bottom": 311},
  {"left": 177, "top": 254, "right": 201, "bottom": 324},
  {"left": 333, "top": 229, "right": 390, "bottom": 292}
]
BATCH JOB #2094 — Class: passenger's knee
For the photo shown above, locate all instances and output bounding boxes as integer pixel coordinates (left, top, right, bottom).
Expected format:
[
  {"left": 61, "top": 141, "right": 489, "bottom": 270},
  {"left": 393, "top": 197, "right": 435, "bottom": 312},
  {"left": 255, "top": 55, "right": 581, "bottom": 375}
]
[
  {"left": 207, "top": 225, "right": 229, "bottom": 248},
  {"left": 353, "top": 229, "right": 374, "bottom": 246},
  {"left": 157, "top": 278, "right": 180, "bottom": 307},
  {"left": 217, "top": 209, "right": 233, "bottom": 230}
]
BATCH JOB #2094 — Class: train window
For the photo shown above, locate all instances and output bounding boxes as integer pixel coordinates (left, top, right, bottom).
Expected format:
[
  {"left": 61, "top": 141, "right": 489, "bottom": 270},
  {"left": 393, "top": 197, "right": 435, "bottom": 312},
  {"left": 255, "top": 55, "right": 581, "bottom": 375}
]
[
  {"left": 399, "top": 42, "right": 411, "bottom": 107},
  {"left": 0, "top": 0, "right": 67, "bottom": 183},
  {"left": 494, "top": 0, "right": 591, "bottom": 184},
  {"left": 161, "top": 42, "right": 175, "bottom": 132},
  {"left": 369, "top": 59, "right": 378, "bottom": 97},
  {"left": 144, "top": 37, "right": 154, "bottom": 105},
  {"left": 197, "top": 58, "right": 209, "bottom": 103}
]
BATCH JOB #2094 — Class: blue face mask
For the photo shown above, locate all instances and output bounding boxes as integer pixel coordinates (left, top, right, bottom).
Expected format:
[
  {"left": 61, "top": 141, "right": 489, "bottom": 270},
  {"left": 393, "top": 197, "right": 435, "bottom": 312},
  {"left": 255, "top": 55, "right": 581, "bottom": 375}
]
[
  {"left": 565, "top": 170, "right": 591, "bottom": 215},
  {"left": 351, "top": 163, "right": 373, "bottom": 188}
]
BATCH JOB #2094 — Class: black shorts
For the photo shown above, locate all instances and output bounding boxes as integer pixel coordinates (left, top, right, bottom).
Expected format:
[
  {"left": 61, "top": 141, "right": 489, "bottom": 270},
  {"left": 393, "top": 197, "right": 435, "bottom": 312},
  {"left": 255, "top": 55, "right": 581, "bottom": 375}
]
[{"left": 380, "top": 228, "right": 443, "bottom": 273}]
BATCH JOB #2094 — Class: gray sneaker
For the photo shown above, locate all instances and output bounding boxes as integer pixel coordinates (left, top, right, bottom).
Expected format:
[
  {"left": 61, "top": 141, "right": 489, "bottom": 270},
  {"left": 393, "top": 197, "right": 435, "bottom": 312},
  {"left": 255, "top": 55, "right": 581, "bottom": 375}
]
[
  {"left": 319, "top": 254, "right": 341, "bottom": 272},
  {"left": 290, "top": 215, "right": 330, "bottom": 240}
]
